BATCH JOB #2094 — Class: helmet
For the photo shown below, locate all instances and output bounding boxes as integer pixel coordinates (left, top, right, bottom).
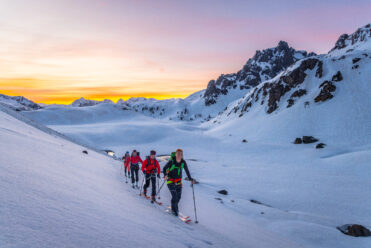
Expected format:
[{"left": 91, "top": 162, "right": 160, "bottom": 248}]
[{"left": 150, "top": 150, "right": 156, "bottom": 155}]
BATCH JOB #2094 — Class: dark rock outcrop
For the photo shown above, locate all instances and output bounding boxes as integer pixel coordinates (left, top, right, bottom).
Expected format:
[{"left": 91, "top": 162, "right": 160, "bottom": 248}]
[
  {"left": 331, "top": 71, "right": 343, "bottom": 82},
  {"left": 302, "top": 136, "right": 319, "bottom": 144},
  {"left": 287, "top": 89, "right": 307, "bottom": 108},
  {"left": 294, "top": 138, "right": 303, "bottom": 144},
  {"left": 316, "top": 143, "right": 326, "bottom": 149},
  {"left": 315, "top": 81, "right": 336, "bottom": 102},
  {"left": 337, "top": 224, "right": 371, "bottom": 237},
  {"left": 218, "top": 190, "right": 228, "bottom": 195},
  {"left": 266, "top": 58, "right": 320, "bottom": 113}
]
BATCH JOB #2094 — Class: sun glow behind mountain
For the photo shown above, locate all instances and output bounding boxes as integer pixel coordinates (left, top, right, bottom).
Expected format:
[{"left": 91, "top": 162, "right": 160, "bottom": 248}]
[{"left": 0, "top": 0, "right": 370, "bottom": 104}]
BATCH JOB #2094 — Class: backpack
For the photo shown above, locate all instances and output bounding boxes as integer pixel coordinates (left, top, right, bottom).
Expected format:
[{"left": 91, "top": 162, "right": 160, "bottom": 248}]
[
  {"left": 145, "top": 156, "right": 158, "bottom": 173},
  {"left": 167, "top": 159, "right": 184, "bottom": 176}
]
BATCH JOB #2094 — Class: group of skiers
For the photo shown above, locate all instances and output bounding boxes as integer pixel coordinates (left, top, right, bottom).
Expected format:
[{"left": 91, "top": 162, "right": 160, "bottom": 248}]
[{"left": 122, "top": 149, "right": 195, "bottom": 216}]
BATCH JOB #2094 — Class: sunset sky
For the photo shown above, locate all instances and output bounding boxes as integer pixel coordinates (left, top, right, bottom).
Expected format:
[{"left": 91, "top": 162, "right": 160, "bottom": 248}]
[{"left": 0, "top": 0, "right": 370, "bottom": 104}]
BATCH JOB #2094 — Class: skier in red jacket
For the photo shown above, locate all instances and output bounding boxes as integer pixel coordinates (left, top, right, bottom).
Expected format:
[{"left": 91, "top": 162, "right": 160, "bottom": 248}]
[
  {"left": 130, "top": 150, "right": 143, "bottom": 188},
  {"left": 122, "top": 151, "right": 131, "bottom": 178},
  {"left": 141, "top": 150, "right": 161, "bottom": 200}
]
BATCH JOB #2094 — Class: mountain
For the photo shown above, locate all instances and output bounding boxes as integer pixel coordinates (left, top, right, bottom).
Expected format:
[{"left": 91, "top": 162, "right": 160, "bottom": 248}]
[
  {"left": 71, "top": 97, "right": 114, "bottom": 107},
  {"left": 107, "top": 41, "right": 314, "bottom": 122},
  {"left": 0, "top": 94, "right": 42, "bottom": 111},
  {"left": 29, "top": 41, "right": 312, "bottom": 122},
  {"left": 207, "top": 23, "right": 371, "bottom": 146},
  {"left": 3, "top": 23, "right": 371, "bottom": 248},
  {"left": 203, "top": 41, "right": 315, "bottom": 106},
  {"left": 330, "top": 23, "right": 371, "bottom": 53}
]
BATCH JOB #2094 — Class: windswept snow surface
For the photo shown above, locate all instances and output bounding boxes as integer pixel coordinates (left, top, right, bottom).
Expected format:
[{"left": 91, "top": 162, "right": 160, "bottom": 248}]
[
  {"left": 0, "top": 106, "right": 300, "bottom": 248},
  {"left": 20, "top": 102, "right": 371, "bottom": 248}
]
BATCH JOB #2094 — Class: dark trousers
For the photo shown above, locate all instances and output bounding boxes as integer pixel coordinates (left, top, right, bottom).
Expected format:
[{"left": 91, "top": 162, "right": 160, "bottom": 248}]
[
  {"left": 143, "top": 173, "right": 157, "bottom": 196},
  {"left": 124, "top": 167, "right": 130, "bottom": 177},
  {"left": 167, "top": 183, "right": 182, "bottom": 214},
  {"left": 130, "top": 165, "right": 139, "bottom": 184}
]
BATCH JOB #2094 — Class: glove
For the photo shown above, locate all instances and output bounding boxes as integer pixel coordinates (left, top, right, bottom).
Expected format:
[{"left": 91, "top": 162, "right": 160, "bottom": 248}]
[{"left": 157, "top": 174, "right": 160, "bottom": 179}]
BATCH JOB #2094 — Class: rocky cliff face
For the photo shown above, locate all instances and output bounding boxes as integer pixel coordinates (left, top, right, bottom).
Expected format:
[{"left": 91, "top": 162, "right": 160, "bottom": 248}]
[
  {"left": 219, "top": 23, "right": 371, "bottom": 119},
  {"left": 203, "top": 41, "right": 315, "bottom": 105},
  {"left": 330, "top": 23, "right": 371, "bottom": 52}
]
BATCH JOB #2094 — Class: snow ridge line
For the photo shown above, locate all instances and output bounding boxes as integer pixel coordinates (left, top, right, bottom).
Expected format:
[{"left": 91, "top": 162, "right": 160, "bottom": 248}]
[{"left": 0, "top": 103, "right": 111, "bottom": 158}]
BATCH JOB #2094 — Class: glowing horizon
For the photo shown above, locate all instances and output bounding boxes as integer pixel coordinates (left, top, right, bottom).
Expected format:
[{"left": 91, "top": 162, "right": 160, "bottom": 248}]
[{"left": 0, "top": 0, "right": 370, "bottom": 104}]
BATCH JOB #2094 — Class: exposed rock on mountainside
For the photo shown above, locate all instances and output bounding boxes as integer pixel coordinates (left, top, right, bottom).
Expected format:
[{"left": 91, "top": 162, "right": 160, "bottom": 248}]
[
  {"left": 203, "top": 41, "right": 315, "bottom": 105},
  {"left": 71, "top": 97, "right": 114, "bottom": 107},
  {"left": 0, "top": 94, "right": 42, "bottom": 111}
]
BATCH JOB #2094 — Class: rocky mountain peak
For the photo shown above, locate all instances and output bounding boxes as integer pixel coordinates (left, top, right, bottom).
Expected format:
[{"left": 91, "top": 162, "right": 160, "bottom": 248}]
[
  {"left": 203, "top": 41, "right": 314, "bottom": 105},
  {"left": 330, "top": 23, "right": 371, "bottom": 52},
  {"left": 70, "top": 97, "right": 114, "bottom": 107},
  {"left": 0, "top": 94, "right": 42, "bottom": 111}
]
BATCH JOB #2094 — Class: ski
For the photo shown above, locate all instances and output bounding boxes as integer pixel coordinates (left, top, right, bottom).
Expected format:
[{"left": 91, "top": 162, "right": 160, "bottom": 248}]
[
  {"left": 179, "top": 212, "right": 190, "bottom": 220},
  {"left": 165, "top": 208, "right": 192, "bottom": 223},
  {"left": 165, "top": 209, "right": 192, "bottom": 223},
  {"left": 141, "top": 193, "right": 163, "bottom": 205},
  {"left": 167, "top": 206, "right": 190, "bottom": 219},
  {"left": 151, "top": 199, "right": 163, "bottom": 205},
  {"left": 140, "top": 193, "right": 151, "bottom": 199}
]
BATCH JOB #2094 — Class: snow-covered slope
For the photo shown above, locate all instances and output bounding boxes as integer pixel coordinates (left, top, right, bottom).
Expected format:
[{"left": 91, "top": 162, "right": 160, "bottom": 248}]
[
  {"left": 3, "top": 100, "right": 371, "bottom": 248},
  {"left": 2, "top": 104, "right": 296, "bottom": 248},
  {"left": 3, "top": 23, "right": 371, "bottom": 248},
  {"left": 0, "top": 93, "right": 42, "bottom": 111},
  {"left": 207, "top": 23, "right": 371, "bottom": 147}
]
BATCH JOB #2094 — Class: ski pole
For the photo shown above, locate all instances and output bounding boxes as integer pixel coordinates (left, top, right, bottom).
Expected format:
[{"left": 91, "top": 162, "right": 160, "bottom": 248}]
[
  {"left": 191, "top": 183, "right": 199, "bottom": 224},
  {"left": 157, "top": 178, "right": 161, "bottom": 199},
  {"left": 156, "top": 179, "right": 166, "bottom": 197}
]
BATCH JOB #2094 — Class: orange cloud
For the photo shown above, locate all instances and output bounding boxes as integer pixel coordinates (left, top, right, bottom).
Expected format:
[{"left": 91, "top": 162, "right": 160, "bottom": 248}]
[{"left": 0, "top": 77, "right": 197, "bottom": 104}]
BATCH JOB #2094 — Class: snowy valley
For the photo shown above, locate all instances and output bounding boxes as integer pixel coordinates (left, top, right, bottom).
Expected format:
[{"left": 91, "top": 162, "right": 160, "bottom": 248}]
[{"left": 1, "top": 24, "right": 371, "bottom": 248}]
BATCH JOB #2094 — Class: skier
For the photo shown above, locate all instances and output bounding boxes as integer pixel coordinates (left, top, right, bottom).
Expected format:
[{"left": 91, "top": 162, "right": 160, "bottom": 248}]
[
  {"left": 122, "top": 151, "right": 131, "bottom": 178},
  {"left": 141, "top": 150, "right": 161, "bottom": 201},
  {"left": 163, "top": 149, "right": 194, "bottom": 216},
  {"left": 130, "top": 150, "right": 143, "bottom": 188}
]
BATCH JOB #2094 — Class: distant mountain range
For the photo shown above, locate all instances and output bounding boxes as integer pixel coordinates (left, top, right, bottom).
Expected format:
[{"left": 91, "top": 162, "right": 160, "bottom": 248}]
[{"left": 2, "top": 24, "right": 371, "bottom": 144}]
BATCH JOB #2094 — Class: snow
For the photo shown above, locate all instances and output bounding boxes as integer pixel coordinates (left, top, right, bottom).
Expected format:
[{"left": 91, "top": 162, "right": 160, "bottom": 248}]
[
  {"left": 211, "top": 51, "right": 371, "bottom": 147},
  {"left": 0, "top": 94, "right": 41, "bottom": 111},
  {"left": 19, "top": 95, "right": 371, "bottom": 248},
  {"left": 1, "top": 105, "right": 264, "bottom": 248},
  {"left": 2, "top": 24, "right": 371, "bottom": 248}
]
